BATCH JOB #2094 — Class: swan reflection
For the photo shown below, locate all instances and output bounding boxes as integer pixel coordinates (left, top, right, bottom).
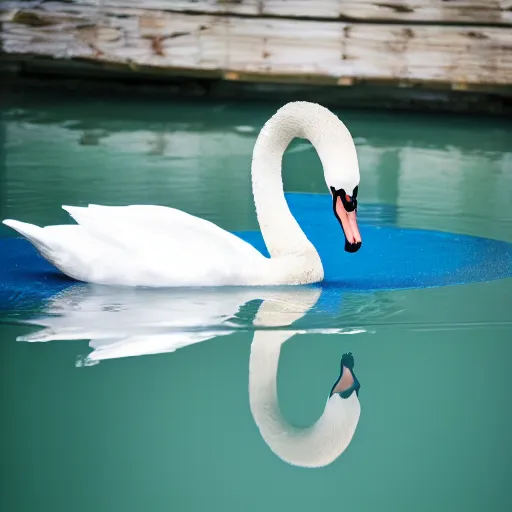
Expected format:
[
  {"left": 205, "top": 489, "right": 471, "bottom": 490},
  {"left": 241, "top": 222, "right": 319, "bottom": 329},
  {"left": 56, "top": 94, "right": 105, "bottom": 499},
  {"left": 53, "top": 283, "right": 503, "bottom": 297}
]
[
  {"left": 17, "top": 285, "right": 362, "bottom": 467},
  {"left": 250, "top": 287, "right": 361, "bottom": 468}
]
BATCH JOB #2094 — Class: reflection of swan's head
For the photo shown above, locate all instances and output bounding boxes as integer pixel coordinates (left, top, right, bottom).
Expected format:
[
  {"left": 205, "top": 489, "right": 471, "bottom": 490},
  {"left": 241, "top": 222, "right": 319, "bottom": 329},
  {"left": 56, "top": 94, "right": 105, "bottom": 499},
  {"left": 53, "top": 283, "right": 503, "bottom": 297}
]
[
  {"left": 249, "top": 331, "right": 361, "bottom": 469},
  {"left": 248, "top": 288, "right": 361, "bottom": 468}
]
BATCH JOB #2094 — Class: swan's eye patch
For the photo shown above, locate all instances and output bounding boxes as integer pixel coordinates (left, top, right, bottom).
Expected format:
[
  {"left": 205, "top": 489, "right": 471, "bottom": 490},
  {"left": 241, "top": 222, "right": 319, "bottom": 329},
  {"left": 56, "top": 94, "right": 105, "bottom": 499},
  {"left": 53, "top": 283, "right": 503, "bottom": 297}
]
[{"left": 330, "top": 186, "right": 358, "bottom": 212}]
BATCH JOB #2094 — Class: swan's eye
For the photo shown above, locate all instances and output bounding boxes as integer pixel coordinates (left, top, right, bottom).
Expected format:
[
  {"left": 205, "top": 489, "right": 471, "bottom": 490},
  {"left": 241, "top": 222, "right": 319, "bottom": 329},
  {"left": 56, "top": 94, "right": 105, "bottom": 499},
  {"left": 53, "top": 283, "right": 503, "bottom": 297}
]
[
  {"left": 341, "top": 192, "right": 356, "bottom": 213},
  {"left": 331, "top": 186, "right": 358, "bottom": 213}
]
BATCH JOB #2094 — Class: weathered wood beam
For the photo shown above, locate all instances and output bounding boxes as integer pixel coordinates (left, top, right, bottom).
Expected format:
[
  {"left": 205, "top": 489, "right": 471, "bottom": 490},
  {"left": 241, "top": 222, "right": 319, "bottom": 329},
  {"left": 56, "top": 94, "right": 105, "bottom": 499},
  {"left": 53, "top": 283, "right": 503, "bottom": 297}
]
[
  {"left": 31, "top": 1, "right": 512, "bottom": 26},
  {"left": 1, "top": 2, "right": 511, "bottom": 92}
]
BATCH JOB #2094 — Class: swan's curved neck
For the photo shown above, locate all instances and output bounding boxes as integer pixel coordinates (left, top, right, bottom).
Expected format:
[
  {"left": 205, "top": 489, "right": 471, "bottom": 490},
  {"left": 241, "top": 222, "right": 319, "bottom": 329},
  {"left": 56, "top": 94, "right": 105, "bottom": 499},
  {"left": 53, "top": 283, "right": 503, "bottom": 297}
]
[
  {"left": 249, "top": 330, "right": 361, "bottom": 468},
  {"left": 251, "top": 101, "right": 359, "bottom": 264}
]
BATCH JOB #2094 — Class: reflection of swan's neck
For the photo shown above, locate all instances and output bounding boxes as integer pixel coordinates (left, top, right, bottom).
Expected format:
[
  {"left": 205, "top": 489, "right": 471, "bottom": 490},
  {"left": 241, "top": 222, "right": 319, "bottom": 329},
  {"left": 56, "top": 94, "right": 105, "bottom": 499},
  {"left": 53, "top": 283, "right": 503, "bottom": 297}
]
[
  {"left": 251, "top": 101, "right": 359, "bottom": 265},
  {"left": 249, "top": 330, "right": 361, "bottom": 468}
]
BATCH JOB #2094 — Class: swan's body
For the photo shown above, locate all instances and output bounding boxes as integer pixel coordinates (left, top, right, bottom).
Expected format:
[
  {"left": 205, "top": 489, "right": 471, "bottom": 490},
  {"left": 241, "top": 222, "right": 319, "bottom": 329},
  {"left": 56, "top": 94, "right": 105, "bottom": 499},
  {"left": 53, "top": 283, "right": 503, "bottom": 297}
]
[
  {"left": 3, "top": 101, "right": 361, "bottom": 287},
  {"left": 18, "top": 286, "right": 361, "bottom": 467}
]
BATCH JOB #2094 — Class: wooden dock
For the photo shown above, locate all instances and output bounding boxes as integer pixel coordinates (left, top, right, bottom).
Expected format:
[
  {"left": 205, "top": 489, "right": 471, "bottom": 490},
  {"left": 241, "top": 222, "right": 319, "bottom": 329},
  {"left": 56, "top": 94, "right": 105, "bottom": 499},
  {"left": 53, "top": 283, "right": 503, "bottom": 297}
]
[{"left": 1, "top": 1, "right": 512, "bottom": 112}]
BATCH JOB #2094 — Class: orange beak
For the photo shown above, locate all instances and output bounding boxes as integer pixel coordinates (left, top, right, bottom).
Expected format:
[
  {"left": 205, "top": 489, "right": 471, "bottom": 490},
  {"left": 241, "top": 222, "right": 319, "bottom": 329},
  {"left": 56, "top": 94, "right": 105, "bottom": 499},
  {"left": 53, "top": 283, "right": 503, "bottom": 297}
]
[{"left": 334, "top": 195, "right": 362, "bottom": 253}]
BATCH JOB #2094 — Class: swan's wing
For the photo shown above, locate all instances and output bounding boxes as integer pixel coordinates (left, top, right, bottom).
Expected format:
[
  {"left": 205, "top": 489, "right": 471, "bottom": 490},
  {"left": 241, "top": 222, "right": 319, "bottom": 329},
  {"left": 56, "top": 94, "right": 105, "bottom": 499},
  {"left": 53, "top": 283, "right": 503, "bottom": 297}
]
[
  {"left": 63, "top": 204, "right": 268, "bottom": 286},
  {"left": 4, "top": 204, "right": 268, "bottom": 286},
  {"left": 78, "top": 204, "right": 252, "bottom": 256}
]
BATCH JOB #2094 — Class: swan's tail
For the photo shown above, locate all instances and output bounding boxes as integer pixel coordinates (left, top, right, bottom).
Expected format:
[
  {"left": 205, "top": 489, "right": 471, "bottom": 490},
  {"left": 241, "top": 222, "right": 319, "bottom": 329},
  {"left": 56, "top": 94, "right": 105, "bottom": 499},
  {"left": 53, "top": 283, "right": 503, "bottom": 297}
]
[
  {"left": 2, "top": 218, "right": 87, "bottom": 281},
  {"left": 2, "top": 219, "right": 51, "bottom": 251},
  {"left": 2, "top": 219, "right": 66, "bottom": 270}
]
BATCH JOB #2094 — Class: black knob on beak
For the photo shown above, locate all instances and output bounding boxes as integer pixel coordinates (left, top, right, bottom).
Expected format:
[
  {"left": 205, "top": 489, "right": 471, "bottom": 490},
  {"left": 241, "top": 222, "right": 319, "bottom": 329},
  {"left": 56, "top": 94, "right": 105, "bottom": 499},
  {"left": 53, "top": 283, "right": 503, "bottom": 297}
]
[{"left": 345, "top": 240, "right": 362, "bottom": 253}]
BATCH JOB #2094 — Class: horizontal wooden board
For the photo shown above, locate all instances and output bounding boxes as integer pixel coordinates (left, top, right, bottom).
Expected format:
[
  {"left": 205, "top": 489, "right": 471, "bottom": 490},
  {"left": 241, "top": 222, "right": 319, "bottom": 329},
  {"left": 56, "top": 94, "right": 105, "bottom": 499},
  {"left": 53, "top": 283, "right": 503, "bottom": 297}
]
[
  {"left": 31, "top": 0, "right": 512, "bottom": 25},
  {"left": 1, "top": 3, "right": 512, "bottom": 88}
]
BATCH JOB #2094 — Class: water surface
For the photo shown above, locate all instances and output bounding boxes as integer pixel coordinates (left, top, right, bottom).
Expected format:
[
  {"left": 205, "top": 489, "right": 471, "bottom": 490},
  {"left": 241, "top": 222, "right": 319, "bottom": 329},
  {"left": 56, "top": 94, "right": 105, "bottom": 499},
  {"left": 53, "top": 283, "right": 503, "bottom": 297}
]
[{"left": 0, "top": 89, "right": 511, "bottom": 511}]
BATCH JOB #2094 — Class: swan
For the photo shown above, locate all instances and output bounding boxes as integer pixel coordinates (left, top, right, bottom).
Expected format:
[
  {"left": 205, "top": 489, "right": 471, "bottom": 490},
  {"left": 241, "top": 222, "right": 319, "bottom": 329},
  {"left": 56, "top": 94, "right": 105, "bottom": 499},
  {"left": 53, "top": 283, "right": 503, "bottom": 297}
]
[
  {"left": 17, "top": 286, "right": 362, "bottom": 467},
  {"left": 2, "top": 102, "right": 361, "bottom": 287}
]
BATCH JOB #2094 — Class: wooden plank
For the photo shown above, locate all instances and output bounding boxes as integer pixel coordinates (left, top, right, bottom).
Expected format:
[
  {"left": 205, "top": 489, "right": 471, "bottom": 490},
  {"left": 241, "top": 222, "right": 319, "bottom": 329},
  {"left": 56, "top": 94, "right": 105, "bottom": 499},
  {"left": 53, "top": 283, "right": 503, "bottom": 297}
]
[
  {"left": 33, "top": 0, "right": 512, "bottom": 26},
  {"left": 1, "top": 3, "right": 511, "bottom": 88}
]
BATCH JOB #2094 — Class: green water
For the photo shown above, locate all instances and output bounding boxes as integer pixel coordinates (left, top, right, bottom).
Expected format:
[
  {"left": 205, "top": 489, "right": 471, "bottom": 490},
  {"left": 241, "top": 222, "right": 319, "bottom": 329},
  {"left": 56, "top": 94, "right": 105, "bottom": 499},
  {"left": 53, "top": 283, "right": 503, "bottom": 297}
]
[{"left": 1, "top": 89, "right": 512, "bottom": 511}]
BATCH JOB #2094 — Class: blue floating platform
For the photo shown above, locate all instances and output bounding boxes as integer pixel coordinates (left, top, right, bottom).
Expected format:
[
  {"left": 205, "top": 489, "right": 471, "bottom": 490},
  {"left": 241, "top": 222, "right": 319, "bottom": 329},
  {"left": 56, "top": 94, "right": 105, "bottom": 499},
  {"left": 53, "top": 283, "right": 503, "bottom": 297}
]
[{"left": 0, "top": 193, "right": 511, "bottom": 310}]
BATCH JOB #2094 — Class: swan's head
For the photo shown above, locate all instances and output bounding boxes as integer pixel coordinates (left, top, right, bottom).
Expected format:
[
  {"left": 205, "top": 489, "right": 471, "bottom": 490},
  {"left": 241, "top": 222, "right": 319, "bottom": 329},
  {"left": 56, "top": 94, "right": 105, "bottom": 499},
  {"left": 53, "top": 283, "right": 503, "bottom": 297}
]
[
  {"left": 318, "top": 112, "right": 362, "bottom": 253},
  {"left": 330, "top": 185, "right": 362, "bottom": 253}
]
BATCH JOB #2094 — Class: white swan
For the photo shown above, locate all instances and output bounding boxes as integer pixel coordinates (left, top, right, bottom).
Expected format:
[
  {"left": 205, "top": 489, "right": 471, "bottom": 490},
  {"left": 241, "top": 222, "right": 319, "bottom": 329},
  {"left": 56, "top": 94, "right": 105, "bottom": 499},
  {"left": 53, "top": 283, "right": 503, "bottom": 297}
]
[
  {"left": 17, "top": 286, "right": 361, "bottom": 467},
  {"left": 2, "top": 102, "right": 361, "bottom": 287}
]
